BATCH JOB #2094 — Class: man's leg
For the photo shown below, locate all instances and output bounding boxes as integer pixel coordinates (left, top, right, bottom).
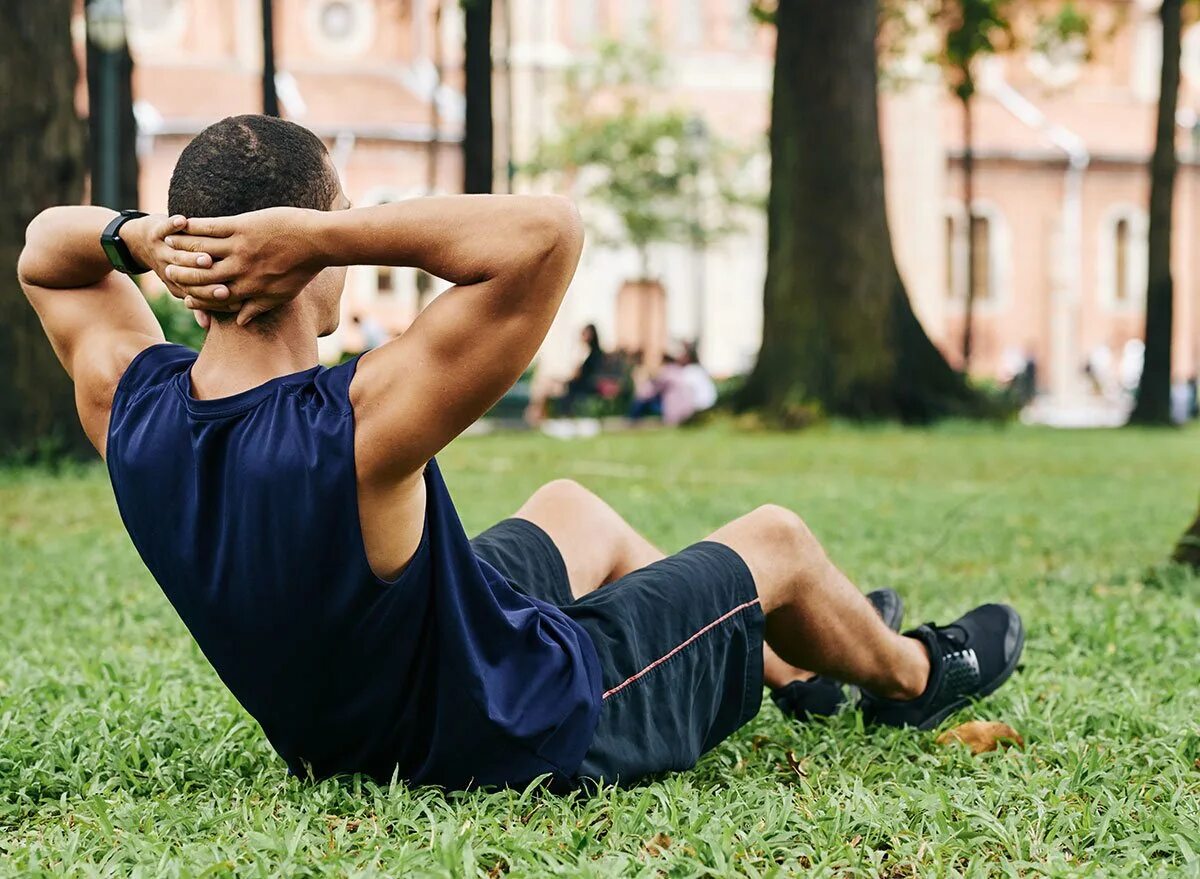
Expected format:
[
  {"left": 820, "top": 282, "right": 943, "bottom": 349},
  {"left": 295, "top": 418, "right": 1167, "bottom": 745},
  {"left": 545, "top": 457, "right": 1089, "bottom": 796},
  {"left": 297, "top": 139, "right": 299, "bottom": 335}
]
[
  {"left": 707, "top": 505, "right": 929, "bottom": 700},
  {"left": 512, "top": 479, "right": 664, "bottom": 598},
  {"left": 512, "top": 481, "right": 839, "bottom": 692}
]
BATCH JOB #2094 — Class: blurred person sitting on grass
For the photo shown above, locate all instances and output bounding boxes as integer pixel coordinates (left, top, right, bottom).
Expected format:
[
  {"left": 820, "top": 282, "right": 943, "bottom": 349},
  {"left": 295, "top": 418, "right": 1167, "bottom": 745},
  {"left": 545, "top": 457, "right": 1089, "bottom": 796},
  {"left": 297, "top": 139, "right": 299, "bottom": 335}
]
[
  {"left": 17, "top": 114, "right": 1024, "bottom": 790},
  {"left": 629, "top": 342, "right": 718, "bottom": 427}
]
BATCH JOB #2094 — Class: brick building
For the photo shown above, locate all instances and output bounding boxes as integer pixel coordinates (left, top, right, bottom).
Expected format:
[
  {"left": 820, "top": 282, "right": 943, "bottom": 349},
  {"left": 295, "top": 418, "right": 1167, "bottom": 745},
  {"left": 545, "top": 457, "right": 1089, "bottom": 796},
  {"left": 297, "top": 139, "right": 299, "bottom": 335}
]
[{"left": 80, "top": 0, "right": 1200, "bottom": 403}]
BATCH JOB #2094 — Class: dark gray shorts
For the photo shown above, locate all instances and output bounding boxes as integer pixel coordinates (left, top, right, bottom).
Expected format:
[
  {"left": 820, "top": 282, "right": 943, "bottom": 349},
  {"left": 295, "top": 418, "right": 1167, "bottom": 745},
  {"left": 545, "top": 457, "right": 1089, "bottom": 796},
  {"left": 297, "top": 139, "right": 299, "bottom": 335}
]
[{"left": 471, "top": 518, "right": 765, "bottom": 786}]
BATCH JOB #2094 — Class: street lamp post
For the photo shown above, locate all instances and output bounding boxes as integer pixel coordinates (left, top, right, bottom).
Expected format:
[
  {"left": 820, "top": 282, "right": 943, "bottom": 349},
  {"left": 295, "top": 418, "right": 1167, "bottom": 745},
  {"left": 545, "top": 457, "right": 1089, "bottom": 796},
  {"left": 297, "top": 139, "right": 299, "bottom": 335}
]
[
  {"left": 684, "top": 116, "right": 710, "bottom": 353},
  {"left": 262, "top": 0, "right": 279, "bottom": 116},
  {"left": 86, "top": 0, "right": 128, "bottom": 209}
]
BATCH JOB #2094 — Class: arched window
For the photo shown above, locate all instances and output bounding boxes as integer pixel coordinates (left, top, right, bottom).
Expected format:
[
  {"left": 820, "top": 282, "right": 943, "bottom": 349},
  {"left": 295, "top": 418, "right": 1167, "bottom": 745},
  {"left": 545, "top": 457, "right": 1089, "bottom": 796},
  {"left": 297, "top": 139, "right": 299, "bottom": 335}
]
[
  {"left": 1099, "top": 206, "right": 1147, "bottom": 309},
  {"left": 1114, "top": 217, "right": 1131, "bottom": 303}
]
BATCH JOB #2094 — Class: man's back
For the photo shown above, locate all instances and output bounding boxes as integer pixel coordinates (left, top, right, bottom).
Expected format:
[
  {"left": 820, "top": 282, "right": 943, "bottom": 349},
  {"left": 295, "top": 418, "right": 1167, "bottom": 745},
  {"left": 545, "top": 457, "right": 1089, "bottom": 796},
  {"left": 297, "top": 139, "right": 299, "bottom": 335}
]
[{"left": 106, "top": 344, "right": 601, "bottom": 787}]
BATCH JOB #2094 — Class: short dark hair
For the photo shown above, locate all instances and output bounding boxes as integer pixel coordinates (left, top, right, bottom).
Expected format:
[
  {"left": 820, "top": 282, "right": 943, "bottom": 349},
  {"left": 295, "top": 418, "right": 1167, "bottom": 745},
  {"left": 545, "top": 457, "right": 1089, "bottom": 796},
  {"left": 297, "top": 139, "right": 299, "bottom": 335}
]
[{"left": 167, "top": 115, "right": 339, "bottom": 218}]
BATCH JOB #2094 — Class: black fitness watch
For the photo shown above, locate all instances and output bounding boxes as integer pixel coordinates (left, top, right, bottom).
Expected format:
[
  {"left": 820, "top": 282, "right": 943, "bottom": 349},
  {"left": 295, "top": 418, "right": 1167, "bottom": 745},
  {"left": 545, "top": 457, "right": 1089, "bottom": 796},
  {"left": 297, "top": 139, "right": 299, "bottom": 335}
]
[{"left": 100, "top": 209, "right": 151, "bottom": 275}]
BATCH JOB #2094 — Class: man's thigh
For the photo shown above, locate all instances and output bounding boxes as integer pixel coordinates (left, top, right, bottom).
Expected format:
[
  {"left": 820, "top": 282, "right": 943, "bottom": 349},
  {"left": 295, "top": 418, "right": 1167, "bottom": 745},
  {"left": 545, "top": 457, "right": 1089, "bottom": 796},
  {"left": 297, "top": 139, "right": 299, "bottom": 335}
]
[
  {"left": 512, "top": 479, "right": 663, "bottom": 598},
  {"left": 565, "top": 541, "right": 765, "bottom": 786},
  {"left": 471, "top": 517, "right": 576, "bottom": 606}
]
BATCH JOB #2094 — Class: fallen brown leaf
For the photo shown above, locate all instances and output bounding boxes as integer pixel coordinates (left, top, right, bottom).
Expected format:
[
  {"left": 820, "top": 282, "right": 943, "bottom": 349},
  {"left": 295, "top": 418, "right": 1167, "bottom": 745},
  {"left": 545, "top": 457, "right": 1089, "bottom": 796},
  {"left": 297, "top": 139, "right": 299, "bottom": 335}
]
[
  {"left": 645, "top": 832, "right": 672, "bottom": 855},
  {"left": 936, "top": 721, "right": 1025, "bottom": 755}
]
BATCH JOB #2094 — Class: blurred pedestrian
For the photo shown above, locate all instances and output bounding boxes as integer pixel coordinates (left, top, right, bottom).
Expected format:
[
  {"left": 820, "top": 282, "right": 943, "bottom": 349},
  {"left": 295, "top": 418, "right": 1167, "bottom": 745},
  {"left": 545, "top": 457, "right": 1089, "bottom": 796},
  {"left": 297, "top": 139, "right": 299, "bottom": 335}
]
[{"left": 559, "top": 324, "right": 605, "bottom": 416}]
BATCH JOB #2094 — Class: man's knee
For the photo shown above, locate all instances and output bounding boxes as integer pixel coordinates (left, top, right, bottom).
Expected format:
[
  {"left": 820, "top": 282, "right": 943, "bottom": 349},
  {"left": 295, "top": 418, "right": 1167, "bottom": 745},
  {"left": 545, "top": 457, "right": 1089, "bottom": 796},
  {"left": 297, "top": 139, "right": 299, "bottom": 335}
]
[
  {"left": 530, "top": 478, "right": 596, "bottom": 508},
  {"left": 746, "top": 504, "right": 814, "bottom": 556}
]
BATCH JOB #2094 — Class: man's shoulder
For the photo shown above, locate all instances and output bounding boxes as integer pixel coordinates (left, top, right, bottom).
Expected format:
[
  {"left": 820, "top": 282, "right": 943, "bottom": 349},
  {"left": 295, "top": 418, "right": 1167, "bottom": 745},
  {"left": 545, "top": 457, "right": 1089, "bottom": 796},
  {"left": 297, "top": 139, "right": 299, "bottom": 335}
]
[
  {"left": 106, "top": 342, "right": 197, "bottom": 404},
  {"left": 79, "top": 336, "right": 193, "bottom": 455}
]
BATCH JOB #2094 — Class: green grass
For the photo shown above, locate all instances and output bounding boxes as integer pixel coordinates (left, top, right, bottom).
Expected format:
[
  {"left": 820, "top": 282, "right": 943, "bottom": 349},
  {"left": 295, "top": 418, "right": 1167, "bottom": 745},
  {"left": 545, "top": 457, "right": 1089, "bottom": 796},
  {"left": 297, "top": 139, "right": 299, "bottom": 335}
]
[{"left": 2, "top": 423, "right": 1199, "bottom": 878}]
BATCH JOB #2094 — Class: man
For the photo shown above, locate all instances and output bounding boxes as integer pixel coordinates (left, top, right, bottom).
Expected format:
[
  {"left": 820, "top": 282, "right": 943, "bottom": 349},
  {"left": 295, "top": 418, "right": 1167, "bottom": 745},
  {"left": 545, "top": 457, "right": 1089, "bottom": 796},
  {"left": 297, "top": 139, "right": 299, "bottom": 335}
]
[{"left": 18, "top": 115, "right": 1024, "bottom": 789}]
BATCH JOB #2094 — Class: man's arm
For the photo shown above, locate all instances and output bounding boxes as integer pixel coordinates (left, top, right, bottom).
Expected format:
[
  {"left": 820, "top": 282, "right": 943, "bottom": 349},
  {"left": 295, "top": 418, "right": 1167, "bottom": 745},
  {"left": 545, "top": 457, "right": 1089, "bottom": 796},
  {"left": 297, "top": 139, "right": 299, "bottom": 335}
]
[
  {"left": 17, "top": 207, "right": 203, "bottom": 453},
  {"left": 165, "top": 195, "right": 583, "bottom": 478}
]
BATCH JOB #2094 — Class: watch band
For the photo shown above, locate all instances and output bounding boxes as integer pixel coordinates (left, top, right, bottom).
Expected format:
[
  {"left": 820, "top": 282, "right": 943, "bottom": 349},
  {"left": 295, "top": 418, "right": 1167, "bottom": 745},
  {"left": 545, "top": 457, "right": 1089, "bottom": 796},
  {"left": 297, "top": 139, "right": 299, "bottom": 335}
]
[{"left": 100, "top": 210, "right": 150, "bottom": 275}]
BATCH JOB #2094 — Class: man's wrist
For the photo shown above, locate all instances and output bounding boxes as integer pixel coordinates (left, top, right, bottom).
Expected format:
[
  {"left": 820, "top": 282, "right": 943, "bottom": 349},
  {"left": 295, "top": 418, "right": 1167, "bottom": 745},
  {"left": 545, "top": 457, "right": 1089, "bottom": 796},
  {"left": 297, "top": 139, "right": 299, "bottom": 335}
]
[
  {"left": 121, "top": 215, "right": 155, "bottom": 270},
  {"left": 302, "top": 209, "right": 340, "bottom": 269}
]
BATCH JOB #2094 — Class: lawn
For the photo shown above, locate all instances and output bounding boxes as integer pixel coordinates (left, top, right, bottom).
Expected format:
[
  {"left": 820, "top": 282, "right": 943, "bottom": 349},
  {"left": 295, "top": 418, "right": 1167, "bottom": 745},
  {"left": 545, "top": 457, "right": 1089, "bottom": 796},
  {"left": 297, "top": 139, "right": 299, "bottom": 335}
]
[{"left": 2, "top": 423, "right": 1199, "bottom": 878}]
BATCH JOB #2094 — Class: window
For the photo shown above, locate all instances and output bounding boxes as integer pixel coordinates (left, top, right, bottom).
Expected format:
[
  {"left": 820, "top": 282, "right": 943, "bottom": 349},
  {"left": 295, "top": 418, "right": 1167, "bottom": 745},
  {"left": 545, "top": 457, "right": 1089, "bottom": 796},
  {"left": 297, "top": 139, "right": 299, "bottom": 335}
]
[
  {"left": 945, "top": 215, "right": 956, "bottom": 300},
  {"left": 1100, "top": 207, "right": 1147, "bottom": 309},
  {"left": 678, "top": 0, "right": 704, "bottom": 48},
  {"left": 572, "top": 0, "right": 598, "bottom": 44},
  {"left": 306, "top": 0, "right": 374, "bottom": 57},
  {"left": 127, "top": 0, "right": 182, "bottom": 31},
  {"left": 625, "top": 0, "right": 652, "bottom": 41},
  {"left": 376, "top": 266, "right": 395, "bottom": 295},
  {"left": 727, "top": 0, "right": 750, "bottom": 49},
  {"left": 1114, "top": 217, "right": 1131, "bottom": 303},
  {"left": 969, "top": 214, "right": 992, "bottom": 302},
  {"left": 945, "top": 203, "right": 1006, "bottom": 305},
  {"left": 125, "top": 0, "right": 186, "bottom": 48},
  {"left": 319, "top": 0, "right": 357, "bottom": 41}
]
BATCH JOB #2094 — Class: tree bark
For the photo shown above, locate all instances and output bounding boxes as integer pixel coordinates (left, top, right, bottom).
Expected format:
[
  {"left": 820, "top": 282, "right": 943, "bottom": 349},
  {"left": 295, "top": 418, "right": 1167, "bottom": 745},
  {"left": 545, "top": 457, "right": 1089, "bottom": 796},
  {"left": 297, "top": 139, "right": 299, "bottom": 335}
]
[
  {"left": 85, "top": 0, "right": 139, "bottom": 209},
  {"left": 1172, "top": 502, "right": 1200, "bottom": 569},
  {"left": 961, "top": 93, "right": 976, "bottom": 370},
  {"left": 462, "top": 0, "right": 494, "bottom": 194},
  {"left": 0, "top": 0, "right": 90, "bottom": 458},
  {"left": 1129, "top": 0, "right": 1180, "bottom": 426},
  {"left": 740, "top": 0, "right": 981, "bottom": 421}
]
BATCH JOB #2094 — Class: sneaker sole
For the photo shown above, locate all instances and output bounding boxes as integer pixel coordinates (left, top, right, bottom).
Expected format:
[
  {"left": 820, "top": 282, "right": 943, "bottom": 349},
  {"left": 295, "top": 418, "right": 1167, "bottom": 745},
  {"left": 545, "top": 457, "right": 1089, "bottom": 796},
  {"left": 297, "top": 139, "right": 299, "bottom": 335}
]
[{"left": 915, "top": 616, "right": 1026, "bottom": 732}]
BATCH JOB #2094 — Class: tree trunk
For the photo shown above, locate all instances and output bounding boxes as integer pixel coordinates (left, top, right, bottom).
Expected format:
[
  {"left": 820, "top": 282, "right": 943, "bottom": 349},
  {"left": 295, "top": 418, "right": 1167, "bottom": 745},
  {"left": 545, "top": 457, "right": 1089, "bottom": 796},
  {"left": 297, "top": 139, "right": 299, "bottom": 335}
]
[
  {"left": 1130, "top": 0, "right": 1180, "bottom": 426},
  {"left": 961, "top": 93, "right": 976, "bottom": 371},
  {"left": 261, "top": 0, "right": 279, "bottom": 117},
  {"left": 85, "top": 0, "right": 138, "bottom": 209},
  {"left": 1172, "top": 501, "right": 1200, "bottom": 568},
  {"left": 739, "top": 0, "right": 981, "bottom": 421},
  {"left": 0, "top": 1, "right": 90, "bottom": 458},
  {"left": 462, "top": 0, "right": 493, "bottom": 194}
]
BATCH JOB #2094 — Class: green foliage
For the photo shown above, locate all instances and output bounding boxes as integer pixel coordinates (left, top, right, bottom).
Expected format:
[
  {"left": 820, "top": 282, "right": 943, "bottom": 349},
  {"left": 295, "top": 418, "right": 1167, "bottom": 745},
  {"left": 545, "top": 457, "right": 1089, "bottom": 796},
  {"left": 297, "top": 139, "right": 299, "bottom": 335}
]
[
  {"left": 531, "top": 41, "right": 759, "bottom": 277},
  {"left": 146, "top": 289, "right": 206, "bottom": 351},
  {"left": 927, "top": 0, "right": 1016, "bottom": 101},
  {"left": 2, "top": 424, "right": 1200, "bottom": 874}
]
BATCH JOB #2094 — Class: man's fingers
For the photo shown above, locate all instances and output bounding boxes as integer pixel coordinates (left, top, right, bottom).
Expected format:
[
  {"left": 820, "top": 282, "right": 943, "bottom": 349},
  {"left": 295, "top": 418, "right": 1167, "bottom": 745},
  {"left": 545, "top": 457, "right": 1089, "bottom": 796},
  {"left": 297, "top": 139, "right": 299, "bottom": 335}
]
[
  {"left": 155, "top": 214, "right": 187, "bottom": 239},
  {"left": 164, "top": 262, "right": 237, "bottom": 286},
  {"left": 165, "top": 250, "right": 213, "bottom": 269},
  {"left": 184, "top": 295, "right": 240, "bottom": 313},
  {"left": 164, "top": 234, "right": 233, "bottom": 258},
  {"left": 194, "top": 310, "right": 212, "bottom": 331},
  {"left": 177, "top": 283, "right": 231, "bottom": 302},
  {"left": 236, "top": 299, "right": 275, "bottom": 327},
  {"left": 182, "top": 217, "right": 236, "bottom": 238}
]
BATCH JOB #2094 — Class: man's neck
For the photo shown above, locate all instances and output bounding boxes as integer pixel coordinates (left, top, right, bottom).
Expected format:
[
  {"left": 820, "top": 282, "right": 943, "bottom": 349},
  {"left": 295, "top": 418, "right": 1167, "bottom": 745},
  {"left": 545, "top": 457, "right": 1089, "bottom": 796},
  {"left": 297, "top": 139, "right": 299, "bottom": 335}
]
[{"left": 189, "top": 309, "right": 320, "bottom": 400}]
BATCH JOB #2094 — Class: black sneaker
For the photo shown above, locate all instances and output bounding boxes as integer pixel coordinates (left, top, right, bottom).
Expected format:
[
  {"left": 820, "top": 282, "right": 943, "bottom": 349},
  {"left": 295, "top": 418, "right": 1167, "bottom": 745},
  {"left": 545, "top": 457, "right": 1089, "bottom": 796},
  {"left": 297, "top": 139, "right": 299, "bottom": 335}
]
[
  {"left": 860, "top": 603, "right": 1024, "bottom": 731},
  {"left": 771, "top": 588, "right": 905, "bottom": 721}
]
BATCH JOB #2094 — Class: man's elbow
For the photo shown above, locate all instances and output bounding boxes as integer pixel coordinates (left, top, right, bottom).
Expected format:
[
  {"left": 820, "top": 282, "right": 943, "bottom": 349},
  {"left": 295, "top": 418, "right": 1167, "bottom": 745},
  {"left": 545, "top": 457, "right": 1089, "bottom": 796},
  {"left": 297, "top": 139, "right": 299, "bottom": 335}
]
[
  {"left": 532, "top": 195, "right": 584, "bottom": 264},
  {"left": 17, "top": 209, "right": 57, "bottom": 289}
]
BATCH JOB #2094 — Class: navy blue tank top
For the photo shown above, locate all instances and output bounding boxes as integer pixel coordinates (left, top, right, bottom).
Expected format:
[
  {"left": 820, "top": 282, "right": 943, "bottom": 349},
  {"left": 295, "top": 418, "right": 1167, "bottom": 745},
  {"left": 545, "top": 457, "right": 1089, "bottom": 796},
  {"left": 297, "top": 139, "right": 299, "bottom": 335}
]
[{"left": 106, "top": 344, "right": 601, "bottom": 788}]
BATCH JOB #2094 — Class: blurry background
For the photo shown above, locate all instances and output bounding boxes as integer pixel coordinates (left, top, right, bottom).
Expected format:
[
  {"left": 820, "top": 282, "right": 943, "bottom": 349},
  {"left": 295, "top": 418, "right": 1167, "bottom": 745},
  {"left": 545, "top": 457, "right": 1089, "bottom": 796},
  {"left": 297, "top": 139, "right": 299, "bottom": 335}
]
[{"left": 4, "top": 0, "right": 1200, "bottom": 447}]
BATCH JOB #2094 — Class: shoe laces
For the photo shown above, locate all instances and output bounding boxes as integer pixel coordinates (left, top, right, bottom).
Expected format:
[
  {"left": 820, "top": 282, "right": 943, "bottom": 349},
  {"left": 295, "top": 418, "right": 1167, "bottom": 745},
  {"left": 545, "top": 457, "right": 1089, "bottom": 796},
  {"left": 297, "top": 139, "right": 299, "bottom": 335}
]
[{"left": 930, "top": 623, "right": 968, "bottom": 651}]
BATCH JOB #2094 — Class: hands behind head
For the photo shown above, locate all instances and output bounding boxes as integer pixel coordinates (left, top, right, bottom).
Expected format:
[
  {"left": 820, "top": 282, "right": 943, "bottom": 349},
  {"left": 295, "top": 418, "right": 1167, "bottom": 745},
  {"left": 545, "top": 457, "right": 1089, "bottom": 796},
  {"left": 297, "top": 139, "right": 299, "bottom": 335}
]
[{"left": 141, "top": 206, "right": 322, "bottom": 327}]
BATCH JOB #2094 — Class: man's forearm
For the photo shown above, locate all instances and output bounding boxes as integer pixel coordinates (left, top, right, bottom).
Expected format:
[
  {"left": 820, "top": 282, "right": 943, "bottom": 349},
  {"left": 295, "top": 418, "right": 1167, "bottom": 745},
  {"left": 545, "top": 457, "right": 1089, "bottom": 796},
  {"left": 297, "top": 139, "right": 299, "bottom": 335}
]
[
  {"left": 18, "top": 206, "right": 119, "bottom": 290},
  {"left": 310, "top": 195, "right": 583, "bottom": 287}
]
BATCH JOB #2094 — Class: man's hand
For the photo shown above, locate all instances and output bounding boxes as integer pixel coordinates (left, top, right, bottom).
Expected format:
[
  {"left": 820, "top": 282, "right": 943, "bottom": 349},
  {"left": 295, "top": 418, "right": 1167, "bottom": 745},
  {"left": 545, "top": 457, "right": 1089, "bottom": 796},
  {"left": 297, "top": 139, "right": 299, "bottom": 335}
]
[
  {"left": 121, "top": 213, "right": 213, "bottom": 290},
  {"left": 161, "top": 207, "right": 324, "bottom": 326}
]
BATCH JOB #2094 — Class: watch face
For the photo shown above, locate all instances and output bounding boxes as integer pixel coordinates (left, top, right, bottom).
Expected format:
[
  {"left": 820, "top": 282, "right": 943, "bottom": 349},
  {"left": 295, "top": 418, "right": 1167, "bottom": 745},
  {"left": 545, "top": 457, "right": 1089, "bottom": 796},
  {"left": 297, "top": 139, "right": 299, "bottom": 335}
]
[{"left": 101, "top": 237, "right": 124, "bottom": 268}]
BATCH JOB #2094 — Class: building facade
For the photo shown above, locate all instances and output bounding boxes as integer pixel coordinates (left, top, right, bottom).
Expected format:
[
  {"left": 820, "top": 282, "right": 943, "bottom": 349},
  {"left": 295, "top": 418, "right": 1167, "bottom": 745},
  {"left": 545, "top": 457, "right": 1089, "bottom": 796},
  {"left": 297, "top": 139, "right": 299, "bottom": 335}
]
[{"left": 81, "top": 0, "right": 1200, "bottom": 402}]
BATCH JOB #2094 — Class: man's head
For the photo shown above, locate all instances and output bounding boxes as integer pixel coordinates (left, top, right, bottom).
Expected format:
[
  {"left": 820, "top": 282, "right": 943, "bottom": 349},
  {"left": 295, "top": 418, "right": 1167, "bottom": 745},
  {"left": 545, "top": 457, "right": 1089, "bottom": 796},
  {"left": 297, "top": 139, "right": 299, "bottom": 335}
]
[{"left": 167, "top": 115, "right": 349, "bottom": 334}]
